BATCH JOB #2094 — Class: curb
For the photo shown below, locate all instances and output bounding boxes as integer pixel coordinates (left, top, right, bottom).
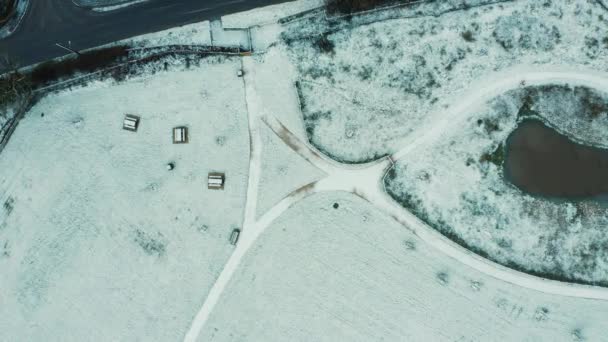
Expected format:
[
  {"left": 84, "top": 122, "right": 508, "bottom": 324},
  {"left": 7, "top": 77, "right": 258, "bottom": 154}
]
[{"left": 70, "top": 0, "right": 146, "bottom": 10}]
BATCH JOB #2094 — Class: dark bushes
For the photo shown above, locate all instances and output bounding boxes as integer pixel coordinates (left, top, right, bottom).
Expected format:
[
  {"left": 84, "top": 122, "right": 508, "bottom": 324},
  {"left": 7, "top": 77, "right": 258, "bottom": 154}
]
[
  {"left": 30, "top": 45, "right": 129, "bottom": 86},
  {"left": 0, "top": 0, "right": 15, "bottom": 22},
  {"left": 325, "top": 0, "right": 418, "bottom": 14}
]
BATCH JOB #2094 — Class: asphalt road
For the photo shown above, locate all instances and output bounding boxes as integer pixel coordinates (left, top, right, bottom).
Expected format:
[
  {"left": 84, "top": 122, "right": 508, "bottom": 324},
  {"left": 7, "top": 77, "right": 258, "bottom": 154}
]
[{"left": 0, "top": 0, "right": 289, "bottom": 71}]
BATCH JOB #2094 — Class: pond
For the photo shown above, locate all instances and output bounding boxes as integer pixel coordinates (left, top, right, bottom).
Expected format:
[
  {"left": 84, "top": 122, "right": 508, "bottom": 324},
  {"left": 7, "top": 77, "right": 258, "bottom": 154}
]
[{"left": 504, "top": 119, "right": 608, "bottom": 200}]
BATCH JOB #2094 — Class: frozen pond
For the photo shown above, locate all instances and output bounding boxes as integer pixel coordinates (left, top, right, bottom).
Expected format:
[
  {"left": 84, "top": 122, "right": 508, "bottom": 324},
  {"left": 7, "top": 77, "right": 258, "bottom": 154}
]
[{"left": 504, "top": 119, "right": 608, "bottom": 200}]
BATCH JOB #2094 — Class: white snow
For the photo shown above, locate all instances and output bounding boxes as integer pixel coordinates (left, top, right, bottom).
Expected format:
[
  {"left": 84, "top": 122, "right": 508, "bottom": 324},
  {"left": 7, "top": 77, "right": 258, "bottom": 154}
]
[
  {"left": 91, "top": 0, "right": 149, "bottom": 12},
  {"left": 256, "top": 120, "right": 326, "bottom": 218},
  {"left": 220, "top": 0, "right": 323, "bottom": 29},
  {"left": 4, "top": 0, "right": 608, "bottom": 340},
  {"left": 385, "top": 72, "right": 608, "bottom": 286},
  {"left": 241, "top": 48, "right": 308, "bottom": 140},
  {"left": 126, "top": 21, "right": 212, "bottom": 48},
  {"left": 282, "top": 0, "right": 608, "bottom": 162},
  {"left": 198, "top": 191, "right": 608, "bottom": 342},
  {"left": 210, "top": 20, "right": 250, "bottom": 50},
  {"left": 0, "top": 58, "right": 250, "bottom": 341}
]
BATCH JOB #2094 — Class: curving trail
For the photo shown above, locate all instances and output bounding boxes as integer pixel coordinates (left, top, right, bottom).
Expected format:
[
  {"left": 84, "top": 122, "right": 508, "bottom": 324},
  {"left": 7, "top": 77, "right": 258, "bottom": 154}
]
[{"left": 183, "top": 64, "right": 608, "bottom": 342}]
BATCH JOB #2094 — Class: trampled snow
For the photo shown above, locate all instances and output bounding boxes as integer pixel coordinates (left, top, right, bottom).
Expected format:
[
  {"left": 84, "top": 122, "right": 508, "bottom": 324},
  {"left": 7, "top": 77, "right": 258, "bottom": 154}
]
[{"left": 125, "top": 21, "right": 212, "bottom": 48}]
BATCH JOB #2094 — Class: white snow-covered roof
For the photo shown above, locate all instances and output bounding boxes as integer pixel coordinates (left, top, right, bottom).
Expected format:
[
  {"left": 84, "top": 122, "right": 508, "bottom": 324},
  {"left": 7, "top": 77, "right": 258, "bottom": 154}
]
[{"left": 173, "top": 126, "right": 188, "bottom": 143}]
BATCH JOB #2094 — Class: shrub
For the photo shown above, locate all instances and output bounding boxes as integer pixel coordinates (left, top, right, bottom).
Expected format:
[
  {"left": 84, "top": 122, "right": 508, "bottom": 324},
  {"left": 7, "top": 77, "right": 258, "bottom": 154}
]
[
  {"left": 461, "top": 30, "right": 475, "bottom": 42},
  {"left": 325, "top": 0, "right": 417, "bottom": 14},
  {"left": 314, "top": 34, "right": 335, "bottom": 54},
  {"left": 30, "top": 45, "right": 129, "bottom": 86},
  {"left": 0, "top": 0, "right": 14, "bottom": 21},
  {"left": 480, "top": 143, "right": 504, "bottom": 167}
]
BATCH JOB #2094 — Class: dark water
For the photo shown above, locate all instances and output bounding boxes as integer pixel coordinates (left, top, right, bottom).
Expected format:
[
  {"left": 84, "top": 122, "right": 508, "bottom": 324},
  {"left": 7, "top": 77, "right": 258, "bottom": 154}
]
[{"left": 504, "top": 119, "right": 608, "bottom": 199}]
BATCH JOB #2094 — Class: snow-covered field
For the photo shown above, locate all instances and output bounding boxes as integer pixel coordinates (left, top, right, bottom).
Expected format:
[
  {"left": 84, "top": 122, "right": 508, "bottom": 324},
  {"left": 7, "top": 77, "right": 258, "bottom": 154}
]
[
  {"left": 199, "top": 191, "right": 608, "bottom": 342},
  {"left": 281, "top": 0, "right": 608, "bottom": 162},
  {"left": 385, "top": 82, "right": 608, "bottom": 286},
  {"left": 0, "top": 57, "right": 250, "bottom": 341}
]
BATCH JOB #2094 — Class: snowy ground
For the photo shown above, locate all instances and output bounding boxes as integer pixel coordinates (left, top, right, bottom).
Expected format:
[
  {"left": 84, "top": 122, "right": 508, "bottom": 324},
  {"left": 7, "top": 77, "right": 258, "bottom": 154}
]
[
  {"left": 0, "top": 57, "right": 250, "bottom": 341},
  {"left": 281, "top": 0, "right": 608, "bottom": 162},
  {"left": 198, "top": 191, "right": 608, "bottom": 342},
  {"left": 256, "top": 120, "right": 325, "bottom": 218},
  {"left": 90, "top": 0, "right": 148, "bottom": 12},
  {"left": 385, "top": 79, "right": 608, "bottom": 287},
  {"left": 220, "top": 0, "right": 322, "bottom": 29}
]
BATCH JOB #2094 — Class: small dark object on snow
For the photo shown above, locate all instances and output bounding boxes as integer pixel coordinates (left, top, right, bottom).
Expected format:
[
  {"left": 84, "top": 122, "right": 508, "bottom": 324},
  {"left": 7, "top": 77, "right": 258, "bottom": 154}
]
[
  {"left": 230, "top": 228, "right": 241, "bottom": 245},
  {"left": 208, "top": 172, "right": 225, "bottom": 190},
  {"left": 123, "top": 114, "right": 140, "bottom": 132},
  {"left": 237, "top": 69, "right": 244, "bottom": 77},
  {"left": 173, "top": 126, "right": 188, "bottom": 144},
  {"left": 166, "top": 162, "right": 175, "bottom": 171},
  {"left": 333, "top": 203, "right": 339, "bottom": 209}
]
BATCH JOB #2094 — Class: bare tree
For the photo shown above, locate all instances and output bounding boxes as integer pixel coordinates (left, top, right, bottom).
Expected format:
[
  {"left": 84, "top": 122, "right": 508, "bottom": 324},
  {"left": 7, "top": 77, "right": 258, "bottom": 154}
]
[{"left": 0, "top": 54, "right": 31, "bottom": 115}]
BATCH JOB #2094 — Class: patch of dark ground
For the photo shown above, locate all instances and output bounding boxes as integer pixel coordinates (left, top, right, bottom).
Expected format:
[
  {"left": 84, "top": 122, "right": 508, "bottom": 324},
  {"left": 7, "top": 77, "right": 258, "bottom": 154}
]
[{"left": 325, "top": 0, "right": 420, "bottom": 15}]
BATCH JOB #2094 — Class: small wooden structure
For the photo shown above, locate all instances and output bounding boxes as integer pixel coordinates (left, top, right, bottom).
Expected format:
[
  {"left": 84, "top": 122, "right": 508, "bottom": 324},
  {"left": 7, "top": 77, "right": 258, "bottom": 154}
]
[
  {"left": 237, "top": 69, "right": 244, "bottom": 77},
  {"left": 229, "top": 228, "right": 241, "bottom": 245},
  {"left": 208, "top": 172, "right": 225, "bottom": 190},
  {"left": 172, "top": 126, "right": 188, "bottom": 144},
  {"left": 123, "top": 114, "right": 140, "bottom": 132}
]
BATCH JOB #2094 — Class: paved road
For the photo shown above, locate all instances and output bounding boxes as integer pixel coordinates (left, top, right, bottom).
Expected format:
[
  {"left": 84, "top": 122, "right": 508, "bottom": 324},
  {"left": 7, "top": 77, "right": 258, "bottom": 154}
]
[{"left": 0, "top": 0, "right": 288, "bottom": 71}]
